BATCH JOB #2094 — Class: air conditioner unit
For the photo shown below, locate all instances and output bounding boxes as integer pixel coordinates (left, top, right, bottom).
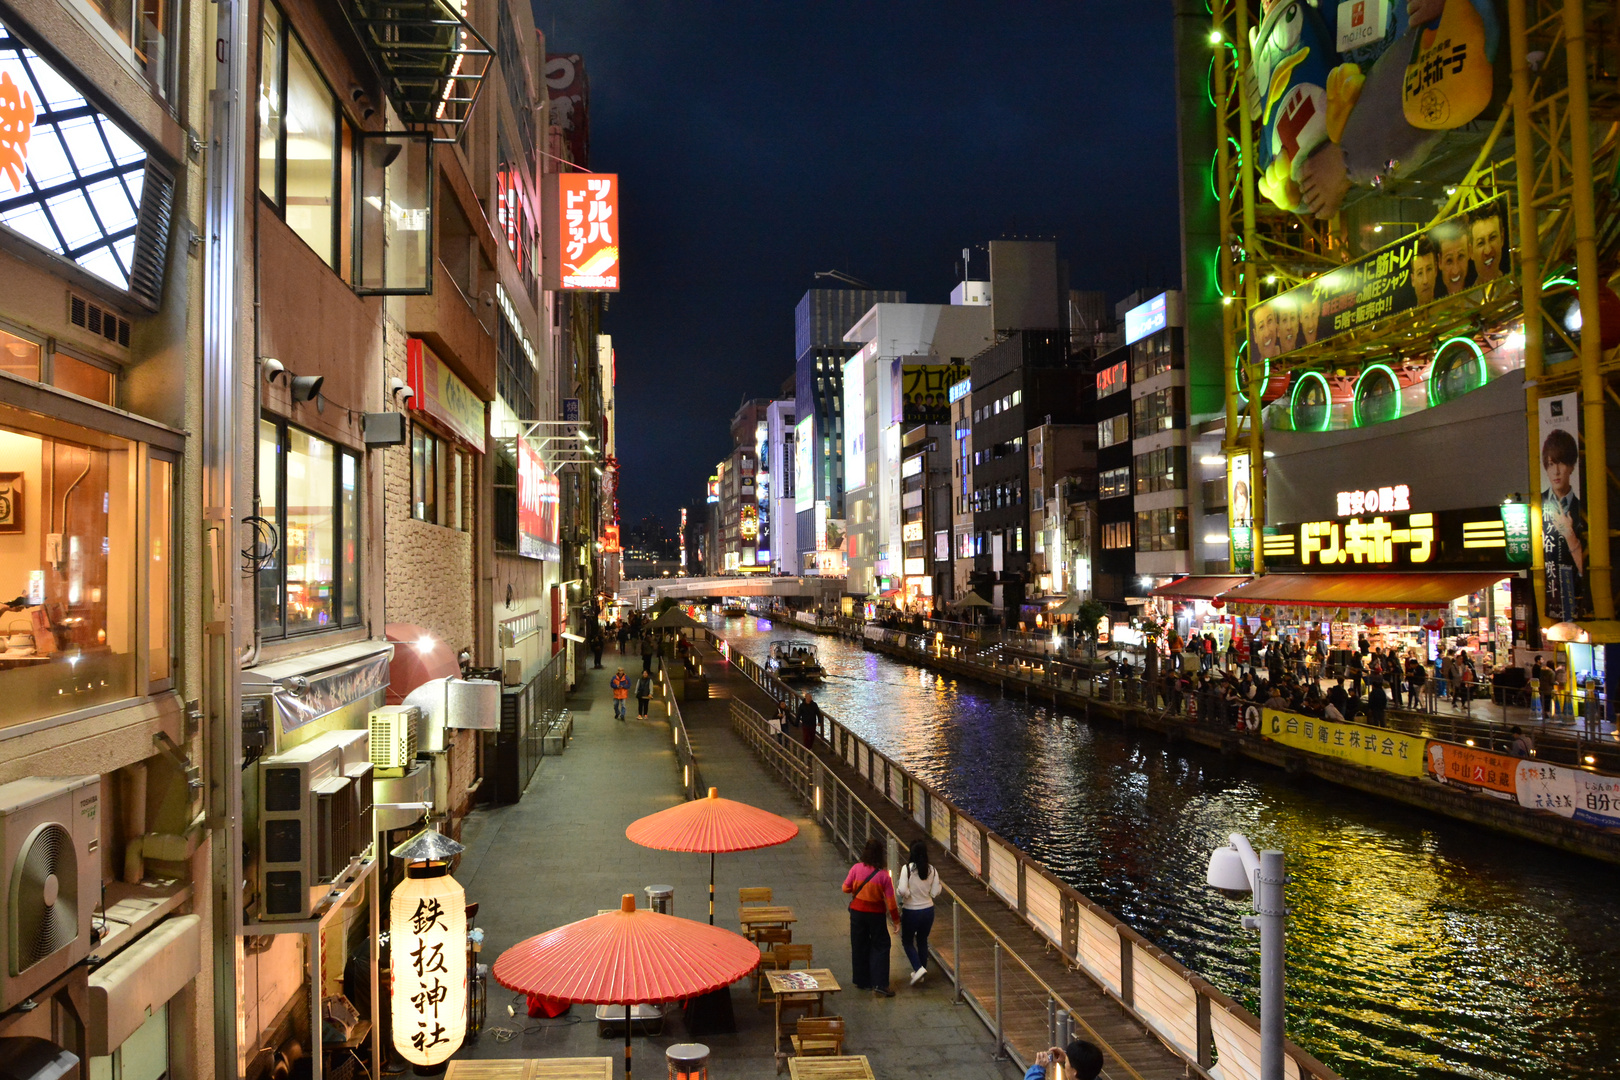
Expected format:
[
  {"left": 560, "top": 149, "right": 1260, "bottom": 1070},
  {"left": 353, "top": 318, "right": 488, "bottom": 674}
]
[
  {"left": 368, "top": 706, "right": 420, "bottom": 777},
  {"left": 257, "top": 730, "right": 372, "bottom": 921},
  {"left": 0, "top": 775, "right": 100, "bottom": 1010},
  {"left": 446, "top": 679, "right": 500, "bottom": 731}
]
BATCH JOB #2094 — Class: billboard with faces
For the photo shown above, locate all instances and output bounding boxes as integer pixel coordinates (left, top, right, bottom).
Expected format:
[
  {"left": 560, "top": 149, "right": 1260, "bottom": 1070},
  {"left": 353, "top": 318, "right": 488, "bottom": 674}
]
[{"left": 1247, "top": 195, "right": 1509, "bottom": 363}]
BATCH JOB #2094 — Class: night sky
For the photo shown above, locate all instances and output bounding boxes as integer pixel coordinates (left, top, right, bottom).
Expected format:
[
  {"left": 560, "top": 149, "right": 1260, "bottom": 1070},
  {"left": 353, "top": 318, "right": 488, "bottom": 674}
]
[{"left": 532, "top": 1, "right": 1184, "bottom": 531}]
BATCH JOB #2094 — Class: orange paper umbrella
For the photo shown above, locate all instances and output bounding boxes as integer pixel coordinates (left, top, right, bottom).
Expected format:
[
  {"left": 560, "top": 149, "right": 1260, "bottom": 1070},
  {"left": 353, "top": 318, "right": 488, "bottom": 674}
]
[
  {"left": 626, "top": 787, "right": 799, "bottom": 923},
  {"left": 492, "top": 894, "right": 759, "bottom": 1078}
]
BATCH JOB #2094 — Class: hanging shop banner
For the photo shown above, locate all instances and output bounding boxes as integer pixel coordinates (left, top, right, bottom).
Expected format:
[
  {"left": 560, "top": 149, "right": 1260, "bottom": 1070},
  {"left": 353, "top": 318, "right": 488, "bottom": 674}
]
[
  {"left": 1425, "top": 742, "right": 1518, "bottom": 797},
  {"left": 1263, "top": 709, "right": 1425, "bottom": 777},
  {"left": 1537, "top": 392, "right": 1589, "bottom": 622},
  {"left": 1514, "top": 761, "right": 1620, "bottom": 828},
  {"left": 900, "top": 363, "right": 970, "bottom": 425},
  {"left": 406, "top": 339, "right": 486, "bottom": 452},
  {"left": 268, "top": 652, "right": 393, "bottom": 733},
  {"left": 542, "top": 172, "right": 618, "bottom": 290},
  {"left": 793, "top": 416, "right": 814, "bottom": 512},
  {"left": 1258, "top": 506, "right": 1519, "bottom": 571},
  {"left": 517, "top": 438, "right": 560, "bottom": 561},
  {"left": 844, "top": 357, "right": 866, "bottom": 491},
  {"left": 1248, "top": 195, "right": 1510, "bottom": 364}
]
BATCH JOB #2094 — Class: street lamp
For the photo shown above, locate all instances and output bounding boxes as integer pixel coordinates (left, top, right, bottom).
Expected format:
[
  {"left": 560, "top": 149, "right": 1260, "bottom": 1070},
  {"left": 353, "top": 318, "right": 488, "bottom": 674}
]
[{"left": 1206, "top": 833, "right": 1286, "bottom": 1080}]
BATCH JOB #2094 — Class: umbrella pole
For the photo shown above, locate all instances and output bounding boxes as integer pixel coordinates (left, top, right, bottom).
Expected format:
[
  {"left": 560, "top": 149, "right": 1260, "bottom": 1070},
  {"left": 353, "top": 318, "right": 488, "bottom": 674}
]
[
  {"left": 709, "top": 851, "right": 716, "bottom": 925},
  {"left": 625, "top": 1002, "right": 633, "bottom": 1079}
]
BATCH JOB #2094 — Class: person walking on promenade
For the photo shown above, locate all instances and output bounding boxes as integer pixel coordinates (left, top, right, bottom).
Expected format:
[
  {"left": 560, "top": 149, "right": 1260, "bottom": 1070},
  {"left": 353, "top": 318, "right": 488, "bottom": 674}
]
[
  {"left": 1510, "top": 725, "right": 1534, "bottom": 758},
  {"left": 589, "top": 627, "right": 604, "bottom": 669},
  {"left": 1367, "top": 678, "right": 1388, "bottom": 728},
  {"left": 770, "top": 698, "right": 791, "bottom": 744},
  {"left": 610, "top": 667, "right": 629, "bottom": 721},
  {"left": 1537, "top": 657, "right": 1555, "bottom": 722},
  {"left": 640, "top": 630, "right": 656, "bottom": 675},
  {"left": 798, "top": 692, "right": 820, "bottom": 749},
  {"left": 842, "top": 835, "right": 900, "bottom": 996},
  {"left": 1026, "top": 1040, "right": 1105, "bottom": 1080},
  {"left": 634, "top": 668, "right": 652, "bottom": 719},
  {"left": 617, "top": 621, "right": 630, "bottom": 654},
  {"left": 896, "top": 839, "right": 942, "bottom": 986}
]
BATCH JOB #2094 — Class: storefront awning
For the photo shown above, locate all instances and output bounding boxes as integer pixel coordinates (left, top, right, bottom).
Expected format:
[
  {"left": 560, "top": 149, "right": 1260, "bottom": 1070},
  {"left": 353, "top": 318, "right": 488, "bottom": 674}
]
[
  {"left": 1225, "top": 572, "right": 1508, "bottom": 607},
  {"left": 1150, "top": 576, "right": 1253, "bottom": 600}
]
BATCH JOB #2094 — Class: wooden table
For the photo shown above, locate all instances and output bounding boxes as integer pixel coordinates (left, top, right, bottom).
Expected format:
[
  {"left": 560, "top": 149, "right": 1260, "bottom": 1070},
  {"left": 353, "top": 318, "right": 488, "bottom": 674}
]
[
  {"left": 740, "top": 905, "right": 797, "bottom": 935},
  {"left": 443, "top": 1058, "right": 614, "bottom": 1080},
  {"left": 767, "top": 968, "right": 841, "bottom": 1072},
  {"left": 788, "top": 1056, "right": 874, "bottom": 1080}
]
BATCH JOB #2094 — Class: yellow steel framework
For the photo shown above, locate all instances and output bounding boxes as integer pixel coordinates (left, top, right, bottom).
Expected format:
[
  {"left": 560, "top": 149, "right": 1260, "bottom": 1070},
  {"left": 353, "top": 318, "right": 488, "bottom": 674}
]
[{"left": 1209, "top": 0, "right": 1620, "bottom": 628}]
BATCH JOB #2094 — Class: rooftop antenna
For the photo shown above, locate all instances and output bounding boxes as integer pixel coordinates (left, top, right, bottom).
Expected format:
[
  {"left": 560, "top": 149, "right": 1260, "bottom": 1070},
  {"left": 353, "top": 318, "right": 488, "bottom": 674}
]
[{"left": 814, "top": 269, "right": 872, "bottom": 289}]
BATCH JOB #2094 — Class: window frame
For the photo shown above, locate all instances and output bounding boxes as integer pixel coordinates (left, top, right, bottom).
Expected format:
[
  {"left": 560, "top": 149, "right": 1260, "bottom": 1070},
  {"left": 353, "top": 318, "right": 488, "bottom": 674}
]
[
  {"left": 258, "top": 4, "right": 344, "bottom": 272},
  {"left": 257, "top": 416, "right": 363, "bottom": 639},
  {"left": 410, "top": 419, "right": 469, "bottom": 531}
]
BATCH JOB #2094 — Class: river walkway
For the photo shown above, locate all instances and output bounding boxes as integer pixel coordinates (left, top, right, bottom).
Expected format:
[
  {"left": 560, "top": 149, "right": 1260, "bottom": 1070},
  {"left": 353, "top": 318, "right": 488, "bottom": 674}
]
[{"left": 451, "top": 656, "right": 1026, "bottom": 1077}]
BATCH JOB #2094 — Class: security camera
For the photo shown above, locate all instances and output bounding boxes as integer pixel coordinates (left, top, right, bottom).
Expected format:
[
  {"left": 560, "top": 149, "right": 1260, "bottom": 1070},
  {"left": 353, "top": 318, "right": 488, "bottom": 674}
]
[
  {"left": 389, "top": 377, "right": 415, "bottom": 405},
  {"left": 262, "top": 357, "right": 286, "bottom": 384},
  {"left": 290, "top": 374, "right": 324, "bottom": 403}
]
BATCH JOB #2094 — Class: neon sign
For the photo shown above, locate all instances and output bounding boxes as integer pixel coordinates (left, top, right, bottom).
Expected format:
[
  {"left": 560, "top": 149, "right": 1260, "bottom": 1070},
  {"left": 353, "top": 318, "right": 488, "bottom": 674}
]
[{"left": 1335, "top": 485, "right": 1411, "bottom": 518}]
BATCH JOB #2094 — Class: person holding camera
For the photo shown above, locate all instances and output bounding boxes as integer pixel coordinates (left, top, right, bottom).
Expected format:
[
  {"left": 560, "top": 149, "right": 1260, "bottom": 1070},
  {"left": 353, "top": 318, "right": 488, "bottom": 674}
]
[{"left": 1026, "top": 1039, "right": 1104, "bottom": 1080}]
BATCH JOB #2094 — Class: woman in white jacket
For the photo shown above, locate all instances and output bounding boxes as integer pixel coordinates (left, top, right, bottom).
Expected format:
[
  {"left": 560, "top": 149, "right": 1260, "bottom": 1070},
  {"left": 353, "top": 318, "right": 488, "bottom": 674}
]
[{"left": 895, "top": 839, "right": 942, "bottom": 985}]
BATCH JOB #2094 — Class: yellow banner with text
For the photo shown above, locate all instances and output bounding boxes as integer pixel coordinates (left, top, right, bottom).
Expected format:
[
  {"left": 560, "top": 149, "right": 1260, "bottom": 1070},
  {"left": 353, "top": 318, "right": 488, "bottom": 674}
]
[{"left": 1262, "top": 709, "right": 1426, "bottom": 778}]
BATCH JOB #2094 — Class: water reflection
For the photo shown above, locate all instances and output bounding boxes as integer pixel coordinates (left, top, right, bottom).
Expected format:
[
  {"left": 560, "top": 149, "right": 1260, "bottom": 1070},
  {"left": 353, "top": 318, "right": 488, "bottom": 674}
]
[{"left": 727, "top": 617, "right": 1620, "bottom": 1080}]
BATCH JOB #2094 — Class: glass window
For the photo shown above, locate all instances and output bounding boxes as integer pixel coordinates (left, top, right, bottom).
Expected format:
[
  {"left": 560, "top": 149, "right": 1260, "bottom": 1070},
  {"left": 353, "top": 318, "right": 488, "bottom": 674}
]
[
  {"left": 83, "top": 0, "right": 177, "bottom": 101},
  {"left": 258, "top": 420, "right": 361, "bottom": 637},
  {"left": 410, "top": 424, "right": 466, "bottom": 530},
  {"left": 1097, "top": 413, "right": 1130, "bottom": 449},
  {"left": 53, "top": 354, "right": 116, "bottom": 406},
  {"left": 147, "top": 455, "right": 171, "bottom": 684},
  {"left": 0, "top": 400, "right": 160, "bottom": 731},
  {"left": 1099, "top": 466, "right": 1131, "bottom": 500},
  {"left": 1131, "top": 387, "right": 1184, "bottom": 439},
  {"left": 258, "top": 5, "right": 282, "bottom": 201},
  {"left": 1102, "top": 521, "right": 1132, "bottom": 550},
  {"left": 1133, "top": 446, "right": 1188, "bottom": 495},
  {"left": 0, "top": 328, "right": 41, "bottom": 381},
  {"left": 1135, "top": 507, "right": 1189, "bottom": 552},
  {"left": 283, "top": 36, "right": 337, "bottom": 265}
]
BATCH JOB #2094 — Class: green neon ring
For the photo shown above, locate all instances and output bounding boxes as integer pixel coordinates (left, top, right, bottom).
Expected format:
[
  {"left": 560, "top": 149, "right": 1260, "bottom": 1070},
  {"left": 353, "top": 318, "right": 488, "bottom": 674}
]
[
  {"left": 1542, "top": 275, "right": 1577, "bottom": 290},
  {"left": 1352, "top": 363, "right": 1402, "bottom": 427},
  {"left": 1427, "top": 336, "right": 1487, "bottom": 408},
  {"left": 1289, "top": 370, "right": 1332, "bottom": 432},
  {"left": 1234, "top": 341, "right": 1269, "bottom": 405}
]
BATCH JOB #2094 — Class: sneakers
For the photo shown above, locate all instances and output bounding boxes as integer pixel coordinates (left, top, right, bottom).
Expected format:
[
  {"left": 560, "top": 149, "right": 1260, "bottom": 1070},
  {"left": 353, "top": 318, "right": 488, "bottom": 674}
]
[
  {"left": 872, "top": 987, "right": 895, "bottom": 998},
  {"left": 909, "top": 967, "right": 926, "bottom": 986}
]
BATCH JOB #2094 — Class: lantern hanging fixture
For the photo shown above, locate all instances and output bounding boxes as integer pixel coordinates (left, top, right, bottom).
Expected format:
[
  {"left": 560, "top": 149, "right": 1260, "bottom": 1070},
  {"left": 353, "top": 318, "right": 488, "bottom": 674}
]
[{"left": 389, "top": 824, "right": 468, "bottom": 1068}]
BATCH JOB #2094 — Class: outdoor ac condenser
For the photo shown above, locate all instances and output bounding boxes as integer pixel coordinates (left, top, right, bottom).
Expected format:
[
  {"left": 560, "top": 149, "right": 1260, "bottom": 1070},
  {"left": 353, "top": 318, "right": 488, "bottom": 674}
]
[
  {"left": 257, "top": 730, "right": 371, "bottom": 921},
  {"left": 368, "top": 705, "right": 420, "bottom": 777},
  {"left": 0, "top": 775, "right": 100, "bottom": 1010}
]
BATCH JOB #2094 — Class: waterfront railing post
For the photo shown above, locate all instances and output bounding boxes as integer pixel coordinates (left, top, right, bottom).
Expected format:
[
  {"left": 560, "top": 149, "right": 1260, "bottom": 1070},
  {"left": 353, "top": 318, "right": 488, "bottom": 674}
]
[
  {"left": 952, "top": 900, "right": 962, "bottom": 1004},
  {"left": 993, "top": 941, "right": 1005, "bottom": 1060}
]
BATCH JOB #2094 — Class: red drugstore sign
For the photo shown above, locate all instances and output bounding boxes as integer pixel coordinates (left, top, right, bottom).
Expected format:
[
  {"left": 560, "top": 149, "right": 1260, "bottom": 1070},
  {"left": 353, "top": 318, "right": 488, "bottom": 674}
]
[
  {"left": 517, "top": 438, "right": 559, "bottom": 561},
  {"left": 546, "top": 172, "right": 619, "bottom": 291}
]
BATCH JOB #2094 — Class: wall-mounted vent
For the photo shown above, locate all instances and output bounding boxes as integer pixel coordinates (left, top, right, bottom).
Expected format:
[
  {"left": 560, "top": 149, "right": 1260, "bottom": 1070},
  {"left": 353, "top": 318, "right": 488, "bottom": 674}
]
[
  {"left": 67, "top": 293, "right": 131, "bottom": 349},
  {"left": 127, "top": 162, "right": 175, "bottom": 311}
]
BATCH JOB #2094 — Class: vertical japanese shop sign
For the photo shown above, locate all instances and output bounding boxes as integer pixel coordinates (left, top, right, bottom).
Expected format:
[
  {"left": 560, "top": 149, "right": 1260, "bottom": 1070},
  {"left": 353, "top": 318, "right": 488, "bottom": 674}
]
[
  {"left": 1537, "top": 392, "right": 1588, "bottom": 622},
  {"left": 543, "top": 172, "right": 618, "bottom": 290},
  {"left": 1228, "top": 452, "right": 1253, "bottom": 572},
  {"left": 518, "top": 438, "right": 559, "bottom": 561}
]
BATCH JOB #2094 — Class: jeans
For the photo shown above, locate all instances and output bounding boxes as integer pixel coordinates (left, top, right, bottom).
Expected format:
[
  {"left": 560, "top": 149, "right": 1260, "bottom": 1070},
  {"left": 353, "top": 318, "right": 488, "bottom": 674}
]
[
  {"left": 848, "top": 909, "right": 890, "bottom": 990},
  {"left": 900, "top": 907, "right": 934, "bottom": 973},
  {"left": 614, "top": 698, "right": 626, "bottom": 719}
]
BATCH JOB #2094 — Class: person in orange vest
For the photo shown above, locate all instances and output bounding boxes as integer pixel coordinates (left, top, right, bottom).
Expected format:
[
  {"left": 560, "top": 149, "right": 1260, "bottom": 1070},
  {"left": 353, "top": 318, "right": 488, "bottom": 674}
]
[{"left": 610, "top": 667, "right": 629, "bottom": 721}]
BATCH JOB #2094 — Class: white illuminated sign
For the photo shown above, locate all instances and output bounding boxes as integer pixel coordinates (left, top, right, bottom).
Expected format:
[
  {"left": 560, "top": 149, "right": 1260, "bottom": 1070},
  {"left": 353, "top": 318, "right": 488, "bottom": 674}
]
[
  {"left": 948, "top": 377, "right": 972, "bottom": 404},
  {"left": 391, "top": 872, "right": 468, "bottom": 1067},
  {"left": 901, "top": 455, "right": 922, "bottom": 479},
  {"left": 902, "top": 521, "right": 924, "bottom": 542},
  {"left": 1335, "top": 485, "right": 1411, "bottom": 517},
  {"left": 1124, "top": 292, "right": 1169, "bottom": 345}
]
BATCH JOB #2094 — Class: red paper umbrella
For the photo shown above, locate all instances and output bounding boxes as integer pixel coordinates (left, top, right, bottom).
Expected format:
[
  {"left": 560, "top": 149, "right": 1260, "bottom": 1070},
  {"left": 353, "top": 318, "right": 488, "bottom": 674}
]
[
  {"left": 493, "top": 894, "right": 759, "bottom": 1078},
  {"left": 627, "top": 787, "right": 798, "bottom": 924}
]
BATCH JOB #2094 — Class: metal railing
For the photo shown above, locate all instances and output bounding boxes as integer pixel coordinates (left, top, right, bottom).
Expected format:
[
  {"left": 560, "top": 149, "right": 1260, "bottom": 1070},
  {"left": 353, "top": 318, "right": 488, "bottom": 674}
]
[
  {"left": 710, "top": 631, "right": 1339, "bottom": 1080},
  {"left": 664, "top": 667, "right": 702, "bottom": 801}
]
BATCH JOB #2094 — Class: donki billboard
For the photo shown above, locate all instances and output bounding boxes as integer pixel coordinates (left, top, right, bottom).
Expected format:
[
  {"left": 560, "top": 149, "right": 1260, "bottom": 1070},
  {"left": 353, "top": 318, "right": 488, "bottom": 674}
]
[
  {"left": 543, "top": 173, "right": 619, "bottom": 291},
  {"left": 518, "top": 439, "right": 560, "bottom": 561}
]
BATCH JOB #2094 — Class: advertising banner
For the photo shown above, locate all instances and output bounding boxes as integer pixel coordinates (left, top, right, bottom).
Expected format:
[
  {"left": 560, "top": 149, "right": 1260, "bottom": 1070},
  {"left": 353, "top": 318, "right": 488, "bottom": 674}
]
[
  {"left": 900, "top": 363, "right": 969, "bottom": 425},
  {"left": 1425, "top": 742, "right": 1518, "bottom": 796},
  {"left": 1514, "top": 761, "right": 1620, "bottom": 828},
  {"left": 1249, "top": 196, "right": 1510, "bottom": 363},
  {"left": 517, "top": 438, "right": 559, "bottom": 561},
  {"left": 1263, "top": 709, "right": 1425, "bottom": 776},
  {"left": 1229, "top": 453, "right": 1253, "bottom": 572},
  {"left": 844, "top": 357, "right": 866, "bottom": 490},
  {"left": 406, "top": 339, "right": 486, "bottom": 452},
  {"left": 543, "top": 53, "right": 589, "bottom": 166},
  {"left": 1257, "top": 506, "right": 1518, "bottom": 571},
  {"left": 793, "top": 416, "right": 813, "bottom": 511},
  {"left": 543, "top": 172, "right": 618, "bottom": 290},
  {"left": 1537, "top": 392, "right": 1588, "bottom": 622}
]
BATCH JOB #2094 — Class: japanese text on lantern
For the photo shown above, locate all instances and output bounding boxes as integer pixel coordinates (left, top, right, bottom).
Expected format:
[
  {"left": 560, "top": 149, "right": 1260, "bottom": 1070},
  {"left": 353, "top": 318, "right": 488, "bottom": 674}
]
[{"left": 390, "top": 874, "right": 467, "bottom": 1066}]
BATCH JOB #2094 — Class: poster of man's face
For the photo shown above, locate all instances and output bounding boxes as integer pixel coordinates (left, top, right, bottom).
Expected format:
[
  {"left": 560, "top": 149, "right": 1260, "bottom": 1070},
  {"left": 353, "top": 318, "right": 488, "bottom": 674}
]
[
  {"left": 1410, "top": 237, "right": 1439, "bottom": 305},
  {"left": 1539, "top": 392, "right": 1589, "bottom": 622},
  {"left": 1469, "top": 208, "right": 1507, "bottom": 282},
  {"left": 1435, "top": 225, "right": 1472, "bottom": 296},
  {"left": 1252, "top": 304, "right": 1280, "bottom": 360}
]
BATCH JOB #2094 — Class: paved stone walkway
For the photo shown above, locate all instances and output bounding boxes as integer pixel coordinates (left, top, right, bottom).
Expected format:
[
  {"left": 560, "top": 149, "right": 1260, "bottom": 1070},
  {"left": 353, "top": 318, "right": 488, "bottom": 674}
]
[{"left": 454, "top": 660, "right": 1023, "bottom": 1078}]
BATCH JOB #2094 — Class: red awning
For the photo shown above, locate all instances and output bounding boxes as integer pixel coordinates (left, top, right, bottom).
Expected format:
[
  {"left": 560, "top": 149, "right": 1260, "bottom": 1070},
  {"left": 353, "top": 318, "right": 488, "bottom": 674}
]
[
  {"left": 1224, "top": 572, "right": 1508, "bottom": 608},
  {"left": 384, "top": 622, "right": 460, "bottom": 705},
  {"left": 1150, "top": 576, "right": 1253, "bottom": 600}
]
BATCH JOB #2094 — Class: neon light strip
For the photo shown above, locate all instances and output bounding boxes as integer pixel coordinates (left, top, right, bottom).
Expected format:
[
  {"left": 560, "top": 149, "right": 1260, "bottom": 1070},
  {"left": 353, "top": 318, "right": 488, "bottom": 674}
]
[
  {"left": 1427, "top": 336, "right": 1486, "bottom": 408},
  {"left": 1352, "top": 363, "right": 1402, "bottom": 427},
  {"left": 1289, "top": 371, "right": 1331, "bottom": 432}
]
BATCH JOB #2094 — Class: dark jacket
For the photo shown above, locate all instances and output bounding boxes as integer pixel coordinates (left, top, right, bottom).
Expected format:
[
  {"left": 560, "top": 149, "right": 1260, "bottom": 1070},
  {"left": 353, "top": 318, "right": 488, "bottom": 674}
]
[{"left": 635, "top": 673, "right": 652, "bottom": 698}]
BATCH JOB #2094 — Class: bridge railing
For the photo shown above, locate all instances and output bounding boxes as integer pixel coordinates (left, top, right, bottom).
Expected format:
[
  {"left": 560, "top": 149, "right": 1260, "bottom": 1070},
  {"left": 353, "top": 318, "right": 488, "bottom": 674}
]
[{"left": 708, "top": 628, "right": 1339, "bottom": 1080}]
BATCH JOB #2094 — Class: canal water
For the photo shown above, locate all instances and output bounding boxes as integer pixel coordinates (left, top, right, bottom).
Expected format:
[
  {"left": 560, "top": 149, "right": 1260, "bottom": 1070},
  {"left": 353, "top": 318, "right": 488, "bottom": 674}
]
[{"left": 717, "top": 615, "right": 1620, "bottom": 1080}]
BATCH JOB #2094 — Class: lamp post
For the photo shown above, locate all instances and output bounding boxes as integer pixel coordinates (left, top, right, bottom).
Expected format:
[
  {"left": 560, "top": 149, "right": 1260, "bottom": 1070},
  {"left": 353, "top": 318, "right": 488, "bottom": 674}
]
[{"left": 1206, "top": 833, "right": 1285, "bottom": 1080}]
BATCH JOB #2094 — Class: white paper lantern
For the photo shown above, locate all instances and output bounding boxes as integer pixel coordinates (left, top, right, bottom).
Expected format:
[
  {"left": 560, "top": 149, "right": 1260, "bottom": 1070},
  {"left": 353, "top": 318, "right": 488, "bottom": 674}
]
[{"left": 390, "top": 871, "right": 467, "bottom": 1066}]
